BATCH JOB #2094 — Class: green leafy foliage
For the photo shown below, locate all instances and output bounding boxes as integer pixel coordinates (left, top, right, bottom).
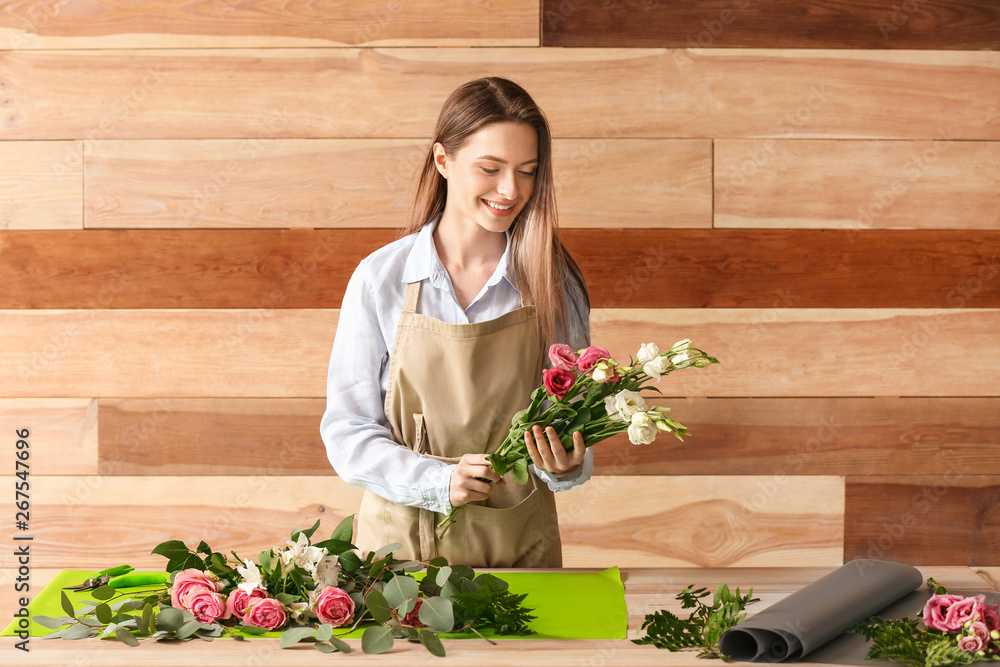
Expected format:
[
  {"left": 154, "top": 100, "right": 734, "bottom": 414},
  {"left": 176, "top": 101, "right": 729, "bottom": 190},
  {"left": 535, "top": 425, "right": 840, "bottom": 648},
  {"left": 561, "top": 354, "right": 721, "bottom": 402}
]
[
  {"left": 43, "top": 517, "right": 535, "bottom": 658},
  {"left": 632, "top": 584, "right": 757, "bottom": 659}
]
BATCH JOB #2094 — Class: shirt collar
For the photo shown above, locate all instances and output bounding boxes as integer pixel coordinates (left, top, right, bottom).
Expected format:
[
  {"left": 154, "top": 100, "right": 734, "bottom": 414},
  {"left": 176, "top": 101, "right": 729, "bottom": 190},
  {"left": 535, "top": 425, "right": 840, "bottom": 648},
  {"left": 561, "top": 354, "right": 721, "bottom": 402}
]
[{"left": 401, "top": 217, "right": 518, "bottom": 294}]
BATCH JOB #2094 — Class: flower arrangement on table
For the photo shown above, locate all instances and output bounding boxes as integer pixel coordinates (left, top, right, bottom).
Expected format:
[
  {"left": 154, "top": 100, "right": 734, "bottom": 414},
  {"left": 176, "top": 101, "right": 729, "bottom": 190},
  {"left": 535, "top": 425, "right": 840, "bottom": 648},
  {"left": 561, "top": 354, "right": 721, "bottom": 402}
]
[
  {"left": 36, "top": 517, "right": 534, "bottom": 656},
  {"left": 437, "top": 338, "right": 719, "bottom": 536},
  {"left": 849, "top": 579, "right": 1000, "bottom": 667}
]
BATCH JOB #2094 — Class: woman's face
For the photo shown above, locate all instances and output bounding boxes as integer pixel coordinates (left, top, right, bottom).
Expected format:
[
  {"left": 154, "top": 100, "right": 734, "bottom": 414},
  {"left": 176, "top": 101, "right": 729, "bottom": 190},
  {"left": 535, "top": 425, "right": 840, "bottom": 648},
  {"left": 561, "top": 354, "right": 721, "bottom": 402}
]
[{"left": 434, "top": 121, "right": 538, "bottom": 235}]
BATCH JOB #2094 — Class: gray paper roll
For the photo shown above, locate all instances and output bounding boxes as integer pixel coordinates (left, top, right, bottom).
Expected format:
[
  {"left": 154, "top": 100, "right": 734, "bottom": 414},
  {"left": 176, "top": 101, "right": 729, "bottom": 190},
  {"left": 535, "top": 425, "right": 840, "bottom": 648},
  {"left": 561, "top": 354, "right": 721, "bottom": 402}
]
[{"left": 719, "top": 559, "right": 923, "bottom": 663}]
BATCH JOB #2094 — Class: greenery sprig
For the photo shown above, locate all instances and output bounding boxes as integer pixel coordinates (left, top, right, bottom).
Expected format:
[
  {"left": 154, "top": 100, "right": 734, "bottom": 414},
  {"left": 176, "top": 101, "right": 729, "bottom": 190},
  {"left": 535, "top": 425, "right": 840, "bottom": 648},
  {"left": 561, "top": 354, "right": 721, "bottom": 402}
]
[
  {"left": 36, "top": 517, "right": 536, "bottom": 657},
  {"left": 632, "top": 583, "right": 757, "bottom": 660}
]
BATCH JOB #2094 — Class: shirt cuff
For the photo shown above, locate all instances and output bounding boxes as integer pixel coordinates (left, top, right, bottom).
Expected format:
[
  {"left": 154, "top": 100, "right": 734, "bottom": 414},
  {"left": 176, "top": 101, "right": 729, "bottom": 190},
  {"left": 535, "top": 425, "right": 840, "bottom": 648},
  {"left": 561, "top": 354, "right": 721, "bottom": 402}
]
[
  {"left": 531, "top": 447, "right": 594, "bottom": 491},
  {"left": 422, "top": 462, "right": 455, "bottom": 514}
]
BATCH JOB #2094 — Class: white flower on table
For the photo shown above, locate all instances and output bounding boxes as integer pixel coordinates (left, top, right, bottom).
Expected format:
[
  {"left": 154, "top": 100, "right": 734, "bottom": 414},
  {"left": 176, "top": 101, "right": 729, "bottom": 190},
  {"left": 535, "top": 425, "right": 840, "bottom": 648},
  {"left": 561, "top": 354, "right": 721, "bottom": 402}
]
[
  {"left": 280, "top": 532, "right": 328, "bottom": 576},
  {"left": 236, "top": 557, "right": 265, "bottom": 594}
]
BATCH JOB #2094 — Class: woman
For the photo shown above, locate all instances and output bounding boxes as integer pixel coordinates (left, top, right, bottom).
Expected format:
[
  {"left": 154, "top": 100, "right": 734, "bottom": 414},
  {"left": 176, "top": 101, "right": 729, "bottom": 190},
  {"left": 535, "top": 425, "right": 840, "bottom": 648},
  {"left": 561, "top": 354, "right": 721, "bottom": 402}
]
[{"left": 321, "top": 77, "right": 591, "bottom": 567}]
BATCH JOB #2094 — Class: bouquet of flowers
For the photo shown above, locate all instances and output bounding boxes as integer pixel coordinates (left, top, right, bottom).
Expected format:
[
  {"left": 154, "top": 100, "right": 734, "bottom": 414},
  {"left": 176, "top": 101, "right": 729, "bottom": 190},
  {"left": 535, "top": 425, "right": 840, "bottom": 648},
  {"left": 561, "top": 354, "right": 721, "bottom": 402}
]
[
  {"left": 437, "top": 339, "right": 719, "bottom": 536},
  {"left": 850, "top": 579, "right": 1000, "bottom": 667},
  {"left": 36, "top": 517, "right": 535, "bottom": 656}
]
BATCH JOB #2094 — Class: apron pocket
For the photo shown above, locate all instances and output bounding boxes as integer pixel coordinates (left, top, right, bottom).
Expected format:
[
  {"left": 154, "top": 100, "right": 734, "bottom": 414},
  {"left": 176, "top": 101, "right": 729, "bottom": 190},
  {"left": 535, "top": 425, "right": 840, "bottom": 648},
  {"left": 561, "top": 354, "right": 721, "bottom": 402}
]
[{"left": 452, "top": 488, "right": 553, "bottom": 567}]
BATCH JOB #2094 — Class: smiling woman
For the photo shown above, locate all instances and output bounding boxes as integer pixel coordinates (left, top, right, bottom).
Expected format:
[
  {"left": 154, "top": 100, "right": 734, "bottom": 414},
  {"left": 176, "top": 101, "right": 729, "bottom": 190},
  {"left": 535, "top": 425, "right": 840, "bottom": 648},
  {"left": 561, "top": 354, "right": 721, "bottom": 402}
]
[{"left": 320, "top": 77, "right": 592, "bottom": 569}]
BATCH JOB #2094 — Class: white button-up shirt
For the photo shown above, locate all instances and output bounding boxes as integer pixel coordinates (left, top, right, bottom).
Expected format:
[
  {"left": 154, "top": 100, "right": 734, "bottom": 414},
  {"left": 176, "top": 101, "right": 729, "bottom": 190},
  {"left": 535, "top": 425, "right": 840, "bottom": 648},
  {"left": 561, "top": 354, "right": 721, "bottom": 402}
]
[{"left": 321, "top": 219, "right": 593, "bottom": 514}]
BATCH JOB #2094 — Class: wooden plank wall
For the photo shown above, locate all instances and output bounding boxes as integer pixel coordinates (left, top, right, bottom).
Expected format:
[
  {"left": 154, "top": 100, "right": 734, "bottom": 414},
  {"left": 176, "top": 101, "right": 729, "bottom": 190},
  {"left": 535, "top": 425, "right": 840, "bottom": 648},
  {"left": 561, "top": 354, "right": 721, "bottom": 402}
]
[{"left": 1, "top": 3, "right": 998, "bottom": 616}]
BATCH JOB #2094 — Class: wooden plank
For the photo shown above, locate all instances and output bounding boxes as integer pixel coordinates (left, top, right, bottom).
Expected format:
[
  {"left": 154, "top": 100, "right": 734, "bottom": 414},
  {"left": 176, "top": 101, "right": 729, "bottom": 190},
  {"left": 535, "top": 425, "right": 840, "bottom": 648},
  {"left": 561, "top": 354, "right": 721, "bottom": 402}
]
[
  {"left": 715, "top": 139, "right": 1000, "bottom": 230},
  {"left": 844, "top": 475, "right": 1000, "bottom": 566},
  {"left": 541, "top": 0, "right": 1000, "bottom": 49},
  {"left": 99, "top": 397, "right": 1000, "bottom": 477},
  {"left": 30, "top": 476, "right": 363, "bottom": 569},
  {"left": 2, "top": 48, "right": 998, "bottom": 140},
  {"left": 0, "top": 399, "right": 97, "bottom": 475},
  {"left": 5, "top": 229, "right": 1000, "bottom": 309},
  {"left": 559, "top": 476, "right": 844, "bottom": 567},
  {"left": 98, "top": 398, "right": 332, "bottom": 476},
  {"left": 592, "top": 397, "right": 1000, "bottom": 476},
  {"left": 28, "top": 475, "right": 839, "bottom": 568},
  {"left": 0, "top": 0, "right": 538, "bottom": 48},
  {"left": 84, "top": 138, "right": 712, "bottom": 229},
  {"left": 4, "top": 308, "right": 1000, "bottom": 398},
  {"left": 0, "top": 141, "right": 82, "bottom": 230}
]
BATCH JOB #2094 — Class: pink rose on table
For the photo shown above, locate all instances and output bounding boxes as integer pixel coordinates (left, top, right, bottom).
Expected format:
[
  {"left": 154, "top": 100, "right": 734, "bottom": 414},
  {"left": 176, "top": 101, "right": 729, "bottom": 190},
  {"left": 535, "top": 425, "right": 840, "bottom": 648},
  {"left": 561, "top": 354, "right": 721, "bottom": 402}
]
[
  {"left": 944, "top": 595, "right": 990, "bottom": 632},
  {"left": 170, "top": 569, "right": 223, "bottom": 609},
  {"left": 542, "top": 367, "right": 575, "bottom": 400},
  {"left": 969, "top": 620, "right": 991, "bottom": 644},
  {"left": 548, "top": 344, "right": 578, "bottom": 370},
  {"left": 403, "top": 598, "right": 426, "bottom": 627},
  {"left": 923, "top": 593, "right": 965, "bottom": 632},
  {"left": 244, "top": 597, "right": 288, "bottom": 631},
  {"left": 182, "top": 588, "right": 227, "bottom": 623},
  {"left": 223, "top": 587, "right": 268, "bottom": 621},
  {"left": 576, "top": 346, "right": 611, "bottom": 375},
  {"left": 313, "top": 586, "right": 355, "bottom": 627},
  {"left": 958, "top": 634, "right": 986, "bottom": 653}
]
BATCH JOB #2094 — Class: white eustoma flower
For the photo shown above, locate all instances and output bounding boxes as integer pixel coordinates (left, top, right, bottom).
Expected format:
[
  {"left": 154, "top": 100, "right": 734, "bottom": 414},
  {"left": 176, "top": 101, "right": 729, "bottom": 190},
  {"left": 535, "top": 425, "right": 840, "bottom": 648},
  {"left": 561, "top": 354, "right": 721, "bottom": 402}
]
[
  {"left": 670, "top": 351, "right": 693, "bottom": 369},
  {"left": 592, "top": 361, "right": 617, "bottom": 383},
  {"left": 636, "top": 342, "right": 660, "bottom": 365},
  {"left": 314, "top": 555, "right": 341, "bottom": 589},
  {"left": 604, "top": 389, "right": 648, "bottom": 422},
  {"left": 642, "top": 355, "right": 672, "bottom": 382},
  {"left": 627, "top": 411, "right": 659, "bottom": 445},
  {"left": 671, "top": 339, "right": 692, "bottom": 352},
  {"left": 236, "top": 557, "right": 265, "bottom": 594}
]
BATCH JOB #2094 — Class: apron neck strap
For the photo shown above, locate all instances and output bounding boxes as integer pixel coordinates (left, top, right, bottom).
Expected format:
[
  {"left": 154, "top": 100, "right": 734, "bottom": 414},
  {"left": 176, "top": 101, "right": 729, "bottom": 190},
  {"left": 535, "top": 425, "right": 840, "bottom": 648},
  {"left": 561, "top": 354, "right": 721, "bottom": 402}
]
[{"left": 402, "top": 280, "right": 421, "bottom": 315}]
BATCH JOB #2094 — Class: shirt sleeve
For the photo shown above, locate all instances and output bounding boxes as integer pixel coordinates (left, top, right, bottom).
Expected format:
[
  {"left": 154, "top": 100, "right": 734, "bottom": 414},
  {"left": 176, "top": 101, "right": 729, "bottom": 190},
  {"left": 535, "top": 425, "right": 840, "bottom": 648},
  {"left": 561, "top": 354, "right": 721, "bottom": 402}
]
[
  {"left": 320, "top": 264, "right": 455, "bottom": 514},
  {"left": 533, "top": 262, "right": 594, "bottom": 492}
]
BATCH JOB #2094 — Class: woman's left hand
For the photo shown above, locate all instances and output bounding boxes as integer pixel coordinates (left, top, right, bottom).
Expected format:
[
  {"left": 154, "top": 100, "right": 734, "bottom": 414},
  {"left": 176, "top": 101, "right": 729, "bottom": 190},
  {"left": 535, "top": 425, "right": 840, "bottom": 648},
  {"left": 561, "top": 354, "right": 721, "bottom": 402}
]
[{"left": 525, "top": 425, "right": 585, "bottom": 477}]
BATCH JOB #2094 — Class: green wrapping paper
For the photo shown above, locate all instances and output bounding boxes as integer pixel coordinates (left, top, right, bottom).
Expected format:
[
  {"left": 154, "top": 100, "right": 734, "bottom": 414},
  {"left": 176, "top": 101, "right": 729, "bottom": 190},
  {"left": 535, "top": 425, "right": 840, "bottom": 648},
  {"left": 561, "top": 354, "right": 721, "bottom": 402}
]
[{"left": 3, "top": 566, "right": 627, "bottom": 640}]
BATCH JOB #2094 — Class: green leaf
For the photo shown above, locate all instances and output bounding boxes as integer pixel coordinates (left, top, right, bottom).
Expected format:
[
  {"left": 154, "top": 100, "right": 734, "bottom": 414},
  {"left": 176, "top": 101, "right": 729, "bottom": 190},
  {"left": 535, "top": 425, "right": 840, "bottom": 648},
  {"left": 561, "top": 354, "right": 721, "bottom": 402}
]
[
  {"left": 141, "top": 603, "right": 155, "bottom": 635},
  {"left": 315, "top": 623, "right": 333, "bottom": 642},
  {"left": 95, "top": 603, "right": 113, "bottom": 624},
  {"left": 383, "top": 574, "right": 419, "bottom": 609},
  {"left": 33, "top": 615, "right": 71, "bottom": 629},
  {"left": 63, "top": 623, "right": 93, "bottom": 640},
  {"left": 152, "top": 539, "right": 191, "bottom": 561},
  {"left": 331, "top": 514, "right": 354, "bottom": 543},
  {"left": 418, "top": 596, "right": 454, "bottom": 633},
  {"left": 361, "top": 625, "right": 394, "bottom": 654},
  {"left": 91, "top": 585, "right": 116, "bottom": 601},
  {"left": 176, "top": 620, "right": 201, "bottom": 639},
  {"left": 279, "top": 625, "right": 315, "bottom": 649},
  {"left": 314, "top": 642, "right": 337, "bottom": 653},
  {"left": 156, "top": 607, "right": 185, "bottom": 633},
  {"left": 60, "top": 591, "right": 76, "bottom": 618},
  {"left": 258, "top": 549, "right": 272, "bottom": 571},
  {"left": 339, "top": 549, "right": 362, "bottom": 573},
  {"left": 114, "top": 626, "right": 140, "bottom": 647},
  {"left": 310, "top": 538, "right": 355, "bottom": 554},
  {"left": 300, "top": 518, "right": 322, "bottom": 540},
  {"left": 435, "top": 566, "right": 453, "bottom": 587},
  {"left": 511, "top": 457, "right": 529, "bottom": 485},
  {"left": 365, "top": 589, "right": 392, "bottom": 623},
  {"left": 372, "top": 542, "right": 402, "bottom": 559},
  {"left": 419, "top": 628, "right": 446, "bottom": 657},
  {"left": 196, "top": 540, "right": 212, "bottom": 555},
  {"left": 240, "top": 624, "right": 269, "bottom": 635},
  {"left": 328, "top": 636, "right": 352, "bottom": 653}
]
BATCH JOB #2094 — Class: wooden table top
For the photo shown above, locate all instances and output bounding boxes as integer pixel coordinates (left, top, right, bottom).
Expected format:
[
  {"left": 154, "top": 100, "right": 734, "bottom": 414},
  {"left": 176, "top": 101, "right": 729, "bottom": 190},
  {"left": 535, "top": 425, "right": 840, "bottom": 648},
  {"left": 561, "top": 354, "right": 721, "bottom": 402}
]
[{"left": 2, "top": 566, "right": 997, "bottom": 666}]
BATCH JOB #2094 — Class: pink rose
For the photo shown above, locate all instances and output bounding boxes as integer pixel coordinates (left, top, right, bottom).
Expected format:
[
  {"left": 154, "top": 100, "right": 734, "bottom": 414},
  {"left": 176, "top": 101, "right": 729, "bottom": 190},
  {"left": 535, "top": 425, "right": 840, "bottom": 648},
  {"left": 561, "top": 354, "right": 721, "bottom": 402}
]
[
  {"left": 945, "top": 595, "right": 989, "bottom": 632},
  {"left": 542, "top": 367, "right": 576, "bottom": 400},
  {"left": 403, "top": 598, "right": 426, "bottom": 627},
  {"left": 223, "top": 587, "right": 268, "bottom": 620},
  {"left": 181, "top": 588, "right": 227, "bottom": 623},
  {"left": 576, "top": 346, "right": 611, "bottom": 375},
  {"left": 170, "top": 569, "right": 223, "bottom": 609},
  {"left": 923, "top": 593, "right": 965, "bottom": 632},
  {"left": 984, "top": 603, "right": 1000, "bottom": 631},
  {"left": 959, "top": 634, "right": 986, "bottom": 653},
  {"left": 969, "top": 621, "right": 991, "bottom": 644},
  {"left": 244, "top": 597, "right": 288, "bottom": 631},
  {"left": 313, "top": 586, "right": 355, "bottom": 627},
  {"left": 548, "top": 344, "right": 578, "bottom": 370}
]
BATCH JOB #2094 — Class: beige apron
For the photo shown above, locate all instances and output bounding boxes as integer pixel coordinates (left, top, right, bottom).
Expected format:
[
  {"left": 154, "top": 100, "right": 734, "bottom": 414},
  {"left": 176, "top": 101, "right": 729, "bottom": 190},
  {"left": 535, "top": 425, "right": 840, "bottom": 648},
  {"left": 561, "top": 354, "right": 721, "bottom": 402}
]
[{"left": 355, "top": 278, "right": 562, "bottom": 567}]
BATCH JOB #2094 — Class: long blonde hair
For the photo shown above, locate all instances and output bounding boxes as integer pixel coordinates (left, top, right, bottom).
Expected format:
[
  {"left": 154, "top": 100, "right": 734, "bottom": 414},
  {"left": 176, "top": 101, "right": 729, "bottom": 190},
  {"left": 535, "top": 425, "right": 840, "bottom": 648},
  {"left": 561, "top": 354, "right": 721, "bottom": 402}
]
[{"left": 401, "top": 77, "right": 587, "bottom": 347}]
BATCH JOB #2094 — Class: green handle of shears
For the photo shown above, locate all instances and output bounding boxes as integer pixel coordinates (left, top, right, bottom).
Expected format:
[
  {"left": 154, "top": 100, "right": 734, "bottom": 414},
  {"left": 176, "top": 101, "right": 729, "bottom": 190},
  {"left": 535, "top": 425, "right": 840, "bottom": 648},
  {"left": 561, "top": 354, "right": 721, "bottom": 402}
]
[
  {"left": 95, "top": 564, "right": 134, "bottom": 578},
  {"left": 109, "top": 573, "right": 169, "bottom": 588}
]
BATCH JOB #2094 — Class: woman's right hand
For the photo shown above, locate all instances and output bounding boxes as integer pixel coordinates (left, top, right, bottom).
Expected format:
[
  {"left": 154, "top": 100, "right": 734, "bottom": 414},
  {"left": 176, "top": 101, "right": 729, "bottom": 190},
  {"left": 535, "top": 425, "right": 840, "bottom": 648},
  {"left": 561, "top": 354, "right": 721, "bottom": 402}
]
[{"left": 449, "top": 453, "right": 506, "bottom": 507}]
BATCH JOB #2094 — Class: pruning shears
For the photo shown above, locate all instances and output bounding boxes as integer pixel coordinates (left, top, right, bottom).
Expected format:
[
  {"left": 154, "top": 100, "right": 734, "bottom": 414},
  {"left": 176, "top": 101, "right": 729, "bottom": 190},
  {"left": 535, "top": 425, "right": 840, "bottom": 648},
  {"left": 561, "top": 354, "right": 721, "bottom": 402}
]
[{"left": 62, "top": 565, "right": 169, "bottom": 591}]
